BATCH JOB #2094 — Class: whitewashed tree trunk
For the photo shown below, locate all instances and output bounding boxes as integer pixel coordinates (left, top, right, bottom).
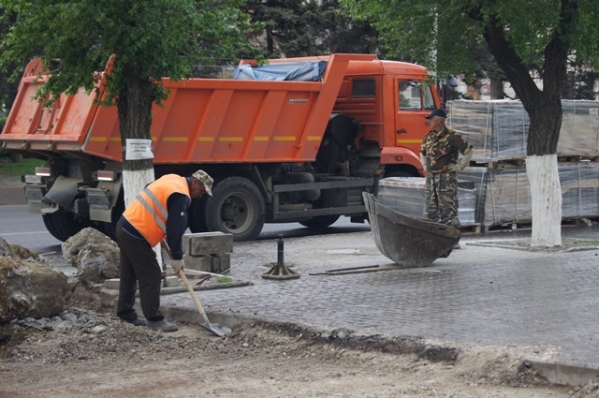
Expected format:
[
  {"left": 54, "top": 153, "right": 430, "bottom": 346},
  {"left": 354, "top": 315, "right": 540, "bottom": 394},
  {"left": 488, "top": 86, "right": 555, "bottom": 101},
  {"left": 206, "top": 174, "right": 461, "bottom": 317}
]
[
  {"left": 122, "top": 168, "right": 155, "bottom": 208},
  {"left": 526, "top": 155, "right": 562, "bottom": 247},
  {"left": 117, "top": 68, "right": 162, "bottom": 270}
]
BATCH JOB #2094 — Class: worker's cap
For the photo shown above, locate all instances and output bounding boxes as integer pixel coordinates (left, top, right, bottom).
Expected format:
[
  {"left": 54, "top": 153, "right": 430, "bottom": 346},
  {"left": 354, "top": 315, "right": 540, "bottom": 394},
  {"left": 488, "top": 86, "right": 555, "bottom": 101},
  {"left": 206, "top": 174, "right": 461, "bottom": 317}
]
[
  {"left": 191, "top": 170, "right": 213, "bottom": 196},
  {"left": 424, "top": 108, "right": 447, "bottom": 119}
]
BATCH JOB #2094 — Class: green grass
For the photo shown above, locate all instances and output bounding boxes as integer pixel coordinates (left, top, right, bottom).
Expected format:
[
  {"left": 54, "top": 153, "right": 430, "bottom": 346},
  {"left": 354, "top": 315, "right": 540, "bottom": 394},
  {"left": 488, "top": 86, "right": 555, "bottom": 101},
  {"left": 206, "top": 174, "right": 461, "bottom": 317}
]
[
  {"left": 0, "top": 157, "right": 44, "bottom": 178},
  {"left": 216, "top": 276, "right": 233, "bottom": 284}
]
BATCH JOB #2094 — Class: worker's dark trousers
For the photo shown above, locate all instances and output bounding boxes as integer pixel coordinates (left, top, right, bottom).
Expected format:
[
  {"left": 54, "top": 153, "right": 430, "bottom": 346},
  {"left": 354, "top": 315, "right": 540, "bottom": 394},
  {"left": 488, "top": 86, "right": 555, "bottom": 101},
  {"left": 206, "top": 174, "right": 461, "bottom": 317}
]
[{"left": 116, "top": 226, "right": 164, "bottom": 322}]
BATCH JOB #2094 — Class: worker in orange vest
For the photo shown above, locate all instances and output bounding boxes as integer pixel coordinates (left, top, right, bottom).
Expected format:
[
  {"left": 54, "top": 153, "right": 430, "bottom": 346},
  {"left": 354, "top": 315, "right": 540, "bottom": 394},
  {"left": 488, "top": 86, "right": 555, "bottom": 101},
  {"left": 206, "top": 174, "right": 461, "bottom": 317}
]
[{"left": 116, "top": 170, "right": 213, "bottom": 332}]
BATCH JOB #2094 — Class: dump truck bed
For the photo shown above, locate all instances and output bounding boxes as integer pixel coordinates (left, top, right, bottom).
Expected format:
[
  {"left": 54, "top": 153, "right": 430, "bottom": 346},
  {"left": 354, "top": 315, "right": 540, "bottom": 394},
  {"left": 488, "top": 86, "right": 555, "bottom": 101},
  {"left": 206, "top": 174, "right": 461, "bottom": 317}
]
[{"left": 1, "top": 54, "right": 375, "bottom": 163}]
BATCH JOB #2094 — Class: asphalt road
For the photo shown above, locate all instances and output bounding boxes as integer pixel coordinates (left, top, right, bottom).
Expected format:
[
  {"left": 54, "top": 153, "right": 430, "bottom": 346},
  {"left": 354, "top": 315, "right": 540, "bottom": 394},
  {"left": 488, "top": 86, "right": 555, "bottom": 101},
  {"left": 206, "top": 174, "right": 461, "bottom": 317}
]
[
  {"left": 0, "top": 204, "right": 63, "bottom": 254},
  {"left": 0, "top": 204, "right": 370, "bottom": 253}
]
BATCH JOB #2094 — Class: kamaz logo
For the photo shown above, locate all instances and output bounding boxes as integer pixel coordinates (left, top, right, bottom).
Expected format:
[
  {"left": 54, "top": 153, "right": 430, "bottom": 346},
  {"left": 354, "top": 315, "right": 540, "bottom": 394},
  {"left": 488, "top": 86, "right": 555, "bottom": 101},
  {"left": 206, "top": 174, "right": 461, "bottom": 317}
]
[{"left": 288, "top": 99, "right": 308, "bottom": 104}]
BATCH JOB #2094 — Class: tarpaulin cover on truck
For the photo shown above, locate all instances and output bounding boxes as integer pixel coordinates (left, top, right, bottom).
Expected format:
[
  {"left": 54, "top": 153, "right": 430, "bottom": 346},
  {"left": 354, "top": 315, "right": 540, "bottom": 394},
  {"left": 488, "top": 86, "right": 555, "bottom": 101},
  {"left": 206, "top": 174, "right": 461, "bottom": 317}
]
[{"left": 232, "top": 61, "right": 327, "bottom": 81}]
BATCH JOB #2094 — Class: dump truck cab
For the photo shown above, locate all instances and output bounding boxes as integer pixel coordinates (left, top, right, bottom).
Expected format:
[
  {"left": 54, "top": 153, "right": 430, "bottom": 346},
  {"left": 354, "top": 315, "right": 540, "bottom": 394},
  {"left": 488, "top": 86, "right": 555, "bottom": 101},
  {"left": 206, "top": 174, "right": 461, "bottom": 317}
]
[{"left": 335, "top": 60, "right": 438, "bottom": 178}]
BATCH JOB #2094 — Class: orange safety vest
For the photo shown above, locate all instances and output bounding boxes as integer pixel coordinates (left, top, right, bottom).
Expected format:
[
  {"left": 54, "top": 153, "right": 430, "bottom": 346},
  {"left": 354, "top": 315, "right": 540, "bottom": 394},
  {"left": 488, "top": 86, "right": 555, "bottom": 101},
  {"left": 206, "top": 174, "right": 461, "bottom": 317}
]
[{"left": 123, "top": 174, "right": 191, "bottom": 247}]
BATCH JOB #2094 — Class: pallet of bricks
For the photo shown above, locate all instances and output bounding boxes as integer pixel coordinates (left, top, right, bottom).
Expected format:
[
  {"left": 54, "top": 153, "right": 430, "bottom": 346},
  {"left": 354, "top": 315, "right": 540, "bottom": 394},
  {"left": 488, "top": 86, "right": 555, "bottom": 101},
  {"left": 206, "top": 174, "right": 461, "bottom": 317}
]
[{"left": 448, "top": 99, "right": 599, "bottom": 231}]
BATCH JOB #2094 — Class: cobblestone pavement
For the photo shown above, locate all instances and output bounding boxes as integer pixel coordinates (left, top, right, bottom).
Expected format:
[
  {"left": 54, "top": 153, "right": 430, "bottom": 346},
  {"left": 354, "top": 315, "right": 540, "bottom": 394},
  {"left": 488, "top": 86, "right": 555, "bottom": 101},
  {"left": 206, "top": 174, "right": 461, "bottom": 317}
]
[{"left": 160, "top": 226, "right": 599, "bottom": 383}]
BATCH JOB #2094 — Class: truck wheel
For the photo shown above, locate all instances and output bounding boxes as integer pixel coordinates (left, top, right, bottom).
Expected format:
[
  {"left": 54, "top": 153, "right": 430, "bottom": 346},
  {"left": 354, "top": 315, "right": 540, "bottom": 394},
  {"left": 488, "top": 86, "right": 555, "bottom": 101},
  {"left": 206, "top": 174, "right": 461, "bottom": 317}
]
[
  {"left": 205, "top": 177, "right": 265, "bottom": 241},
  {"left": 188, "top": 196, "right": 209, "bottom": 233},
  {"left": 42, "top": 210, "right": 84, "bottom": 242},
  {"left": 299, "top": 215, "right": 340, "bottom": 229}
]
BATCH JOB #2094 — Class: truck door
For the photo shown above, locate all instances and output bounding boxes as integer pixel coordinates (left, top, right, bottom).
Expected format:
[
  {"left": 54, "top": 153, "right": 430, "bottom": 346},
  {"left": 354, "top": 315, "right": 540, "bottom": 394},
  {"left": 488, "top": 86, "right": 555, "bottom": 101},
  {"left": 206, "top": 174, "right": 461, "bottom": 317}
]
[{"left": 395, "top": 79, "right": 436, "bottom": 153}]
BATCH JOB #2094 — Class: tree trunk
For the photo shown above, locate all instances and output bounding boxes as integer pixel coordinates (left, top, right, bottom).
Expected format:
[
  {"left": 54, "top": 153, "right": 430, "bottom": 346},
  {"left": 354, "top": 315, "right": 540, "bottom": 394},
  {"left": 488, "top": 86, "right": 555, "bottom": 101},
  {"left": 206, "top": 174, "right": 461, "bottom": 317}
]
[
  {"left": 481, "top": 8, "right": 569, "bottom": 248},
  {"left": 116, "top": 62, "right": 156, "bottom": 208},
  {"left": 116, "top": 63, "right": 163, "bottom": 267},
  {"left": 521, "top": 69, "right": 563, "bottom": 248},
  {"left": 526, "top": 155, "right": 562, "bottom": 247},
  {"left": 266, "top": 27, "right": 274, "bottom": 56},
  {"left": 489, "top": 78, "right": 504, "bottom": 99}
]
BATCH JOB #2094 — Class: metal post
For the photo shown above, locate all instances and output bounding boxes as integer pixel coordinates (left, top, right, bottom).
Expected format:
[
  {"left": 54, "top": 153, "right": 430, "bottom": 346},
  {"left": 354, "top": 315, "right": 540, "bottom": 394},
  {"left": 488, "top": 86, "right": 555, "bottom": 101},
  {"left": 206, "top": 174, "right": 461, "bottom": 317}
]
[
  {"left": 277, "top": 234, "right": 284, "bottom": 265},
  {"left": 262, "top": 234, "right": 300, "bottom": 280}
]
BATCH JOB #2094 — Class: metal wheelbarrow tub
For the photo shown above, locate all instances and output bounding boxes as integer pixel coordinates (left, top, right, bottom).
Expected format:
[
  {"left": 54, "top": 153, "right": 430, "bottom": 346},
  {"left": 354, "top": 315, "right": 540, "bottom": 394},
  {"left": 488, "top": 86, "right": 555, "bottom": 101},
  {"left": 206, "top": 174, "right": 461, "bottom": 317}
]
[{"left": 363, "top": 192, "right": 461, "bottom": 267}]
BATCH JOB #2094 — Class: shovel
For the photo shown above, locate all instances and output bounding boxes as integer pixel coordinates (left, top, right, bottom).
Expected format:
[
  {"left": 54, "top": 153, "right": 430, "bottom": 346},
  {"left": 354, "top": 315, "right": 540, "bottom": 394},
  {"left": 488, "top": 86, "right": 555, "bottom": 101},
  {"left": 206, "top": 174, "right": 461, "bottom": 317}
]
[{"left": 162, "top": 240, "right": 231, "bottom": 337}]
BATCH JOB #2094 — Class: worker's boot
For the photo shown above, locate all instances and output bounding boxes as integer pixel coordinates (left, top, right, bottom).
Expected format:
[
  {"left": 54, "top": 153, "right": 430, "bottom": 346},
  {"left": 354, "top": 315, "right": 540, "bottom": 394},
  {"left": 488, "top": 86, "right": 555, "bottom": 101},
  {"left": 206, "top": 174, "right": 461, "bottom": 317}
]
[
  {"left": 121, "top": 317, "right": 147, "bottom": 327},
  {"left": 147, "top": 319, "right": 179, "bottom": 332}
]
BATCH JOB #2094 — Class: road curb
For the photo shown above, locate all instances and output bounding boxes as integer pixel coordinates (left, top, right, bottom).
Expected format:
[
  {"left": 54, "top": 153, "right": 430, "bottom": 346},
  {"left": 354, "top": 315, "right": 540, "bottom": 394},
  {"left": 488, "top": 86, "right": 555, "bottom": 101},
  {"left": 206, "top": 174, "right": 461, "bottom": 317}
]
[
  {"left": 158, "top": 304, "right": 259, "bottom": 330},
  {"left": 528, "top": 359, "right": 599, "bottom": 387}
]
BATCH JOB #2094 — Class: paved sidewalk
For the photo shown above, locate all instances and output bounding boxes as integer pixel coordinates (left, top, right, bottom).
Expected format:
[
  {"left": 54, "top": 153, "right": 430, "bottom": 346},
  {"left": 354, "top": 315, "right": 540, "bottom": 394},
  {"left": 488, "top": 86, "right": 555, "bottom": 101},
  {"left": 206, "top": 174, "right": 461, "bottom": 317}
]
[{"left": 158, "top": 226, "right": 599, "bottom": 386}]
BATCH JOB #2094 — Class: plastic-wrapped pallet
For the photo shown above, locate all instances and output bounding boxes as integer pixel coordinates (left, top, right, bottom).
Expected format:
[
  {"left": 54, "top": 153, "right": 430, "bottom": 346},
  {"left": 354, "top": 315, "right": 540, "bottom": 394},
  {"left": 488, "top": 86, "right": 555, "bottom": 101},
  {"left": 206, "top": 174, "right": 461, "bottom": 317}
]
[
  {"left": 377, "top": 177, "right": 426, "bottom": 219},
  {"left": 559, "top": 101, "right": 599, "bottom": 157},
  {"left": 560, "top": 162, "right": 599, "bottom": 217},
  {"left": 458, "top": 163, "right": 599, "bottom": 228},
  {"left": 448, "top": 99, "right": 599, "bottom": 162},
  {"left": 377, "top": 177, "right": 477, "bottom": 224},
  {"left": 447, "top": 100, "right": 527, "bottom": 163}
]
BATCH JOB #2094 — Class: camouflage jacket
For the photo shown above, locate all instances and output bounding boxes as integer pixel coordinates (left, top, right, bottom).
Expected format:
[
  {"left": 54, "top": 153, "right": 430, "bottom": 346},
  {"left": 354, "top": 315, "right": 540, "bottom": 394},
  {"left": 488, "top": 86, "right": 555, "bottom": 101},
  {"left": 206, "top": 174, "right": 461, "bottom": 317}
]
[{"left": 420, "top": 127, "right": 472, "bottom": 174}]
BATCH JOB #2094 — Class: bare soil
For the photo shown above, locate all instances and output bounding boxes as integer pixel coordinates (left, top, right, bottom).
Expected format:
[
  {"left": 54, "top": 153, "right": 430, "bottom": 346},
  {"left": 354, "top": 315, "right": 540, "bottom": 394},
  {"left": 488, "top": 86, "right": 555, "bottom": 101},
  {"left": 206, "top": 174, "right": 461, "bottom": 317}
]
[{"left": 1, "top": 306, "right": 597, "bottom": 398}]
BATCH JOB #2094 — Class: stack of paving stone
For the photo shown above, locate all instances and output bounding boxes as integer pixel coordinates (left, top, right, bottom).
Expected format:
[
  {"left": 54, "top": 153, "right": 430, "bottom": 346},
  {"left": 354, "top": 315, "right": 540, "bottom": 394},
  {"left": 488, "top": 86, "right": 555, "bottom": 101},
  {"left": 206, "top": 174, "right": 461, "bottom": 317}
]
[
  {"left": 444, "top": 99, "right": 599, "bottom": 229},
  {"left": 448, "top": 99, "right": 599, "bottom": 163},
  {"left": 182, "top": 232, "right": 233, "bottom": 274},
  {"left": 458, "top": 162, "right": 599, "bottom": 229},
  {"left": 377, "top": 100, "right": 599, "bottom": 230}
]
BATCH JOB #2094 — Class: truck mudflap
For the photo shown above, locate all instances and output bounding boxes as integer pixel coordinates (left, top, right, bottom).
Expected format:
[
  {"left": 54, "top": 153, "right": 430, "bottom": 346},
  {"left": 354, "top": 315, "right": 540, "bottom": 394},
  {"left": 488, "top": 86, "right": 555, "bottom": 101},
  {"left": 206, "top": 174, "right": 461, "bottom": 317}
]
[
  {"left": 43, "top": 176, "right": 79, "bottom": 211},
  {"left": 363, "top": 192, "right": 460, "bottom": 267}
]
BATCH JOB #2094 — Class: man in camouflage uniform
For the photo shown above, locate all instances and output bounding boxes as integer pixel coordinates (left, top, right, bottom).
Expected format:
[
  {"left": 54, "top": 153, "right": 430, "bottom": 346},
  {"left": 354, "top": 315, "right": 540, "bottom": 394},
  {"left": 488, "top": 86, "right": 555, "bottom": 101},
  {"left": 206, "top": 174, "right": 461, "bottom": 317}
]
[{"left": 419, "top": 108, "right": 473, "bottom": 228}]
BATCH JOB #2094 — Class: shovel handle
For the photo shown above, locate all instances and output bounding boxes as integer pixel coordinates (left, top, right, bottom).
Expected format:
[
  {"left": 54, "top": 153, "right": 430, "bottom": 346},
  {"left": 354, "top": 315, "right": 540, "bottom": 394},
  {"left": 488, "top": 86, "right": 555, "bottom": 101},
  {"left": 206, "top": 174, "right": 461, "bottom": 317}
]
[
  {"left": 161, "top": 240, "right": 210, "bottom": 323},
  {"left": 179, "top": 269, "right": 210, "bottom": 323}
]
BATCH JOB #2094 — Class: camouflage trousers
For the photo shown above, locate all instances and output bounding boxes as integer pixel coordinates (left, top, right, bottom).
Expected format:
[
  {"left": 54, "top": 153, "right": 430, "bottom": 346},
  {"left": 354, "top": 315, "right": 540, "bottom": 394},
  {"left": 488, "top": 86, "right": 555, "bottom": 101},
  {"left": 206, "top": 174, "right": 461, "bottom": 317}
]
[{"left": 425, "top": 172, "right": 460, "bottom": 227}]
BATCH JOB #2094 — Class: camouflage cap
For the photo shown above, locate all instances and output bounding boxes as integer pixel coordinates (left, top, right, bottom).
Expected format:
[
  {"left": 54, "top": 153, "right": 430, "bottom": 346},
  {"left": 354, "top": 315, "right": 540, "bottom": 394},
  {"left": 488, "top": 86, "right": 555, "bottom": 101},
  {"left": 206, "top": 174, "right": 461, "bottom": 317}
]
[{"left": 191, "top": 170, "right": 213, "bottom": 196}]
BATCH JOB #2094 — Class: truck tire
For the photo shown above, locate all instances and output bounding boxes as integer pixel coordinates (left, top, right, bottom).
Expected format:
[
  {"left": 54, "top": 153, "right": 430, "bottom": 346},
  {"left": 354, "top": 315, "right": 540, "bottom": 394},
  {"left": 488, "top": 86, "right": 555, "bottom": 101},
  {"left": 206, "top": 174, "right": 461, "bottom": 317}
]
[
  {"left": 188, "top": 196, "right": 209, "bottom": 233},
  {"left": 299, "top": 215, "right": 340, "bottom": 229},
  {"left": 205, "top": 177, "right": 265, "bottom": 241},
  {"left": 42, "top": 210, "right": 84, "bottom": 242}
]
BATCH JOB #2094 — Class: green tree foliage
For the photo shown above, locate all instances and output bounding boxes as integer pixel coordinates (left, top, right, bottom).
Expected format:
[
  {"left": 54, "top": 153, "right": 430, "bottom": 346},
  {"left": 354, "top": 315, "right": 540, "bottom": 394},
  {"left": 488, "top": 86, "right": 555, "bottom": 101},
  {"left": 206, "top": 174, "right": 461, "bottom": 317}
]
[
  {"left": 0, "top": 8, "right": 20, "bottom": 114},
  {"left": 241, "top": 0, "right": 381, "bottom": 59},
  {"left": 562, "top": 59, "right": 598, "bottom": 100},
  {"left": 318, "top": 0, "right": 380, "bottom": 55},
  {"left": 0, "top": 0, "right": 249, "bottom": 171}
]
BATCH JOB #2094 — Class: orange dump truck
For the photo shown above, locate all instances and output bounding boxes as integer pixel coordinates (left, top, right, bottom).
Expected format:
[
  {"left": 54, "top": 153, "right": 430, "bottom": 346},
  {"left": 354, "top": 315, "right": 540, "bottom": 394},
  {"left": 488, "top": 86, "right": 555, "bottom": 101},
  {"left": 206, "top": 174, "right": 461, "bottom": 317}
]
[{"left": 1, "top": 53, "right": 440, "bottom": 241}]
